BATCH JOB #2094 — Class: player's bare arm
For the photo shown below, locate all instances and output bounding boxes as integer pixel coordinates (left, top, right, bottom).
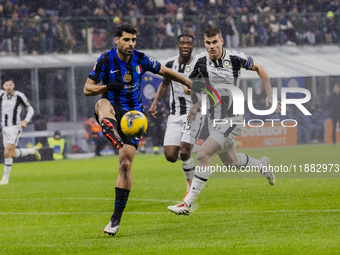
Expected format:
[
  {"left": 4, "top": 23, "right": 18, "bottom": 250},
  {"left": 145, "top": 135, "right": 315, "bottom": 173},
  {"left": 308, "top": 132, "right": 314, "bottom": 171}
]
[
  {"left": 149, "top": 78, "right": 171, "bottom": 118},
  {"left": 158, "top": 65, "right": 192, "bottom": 88},
  {"left": 251, "top": 59, "right": 281, "bottom": 112},
  {"left": 83, "top": 78, "right": 108, "bottom": 96},
  {"left": 187, "top": 100, "right": 201, "bottom": 122}
]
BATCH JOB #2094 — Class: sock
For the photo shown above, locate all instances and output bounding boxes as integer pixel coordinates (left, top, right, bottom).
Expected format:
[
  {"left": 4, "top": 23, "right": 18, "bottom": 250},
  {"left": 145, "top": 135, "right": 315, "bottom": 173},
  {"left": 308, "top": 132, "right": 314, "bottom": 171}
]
[
  {"left": 183, "top": 168, "right": 210, "bottom": 207},
  {"left": 182, "top": 157, "right": 195, "bottom": 191},
  {"left": 2, "top": 158, "right": 13, "bottom": 180},
  {"left": 15, "top": 148, "right": 35, "bottom": 158},
  {"left": 237, "top": 153, "right": 262, "bottom": 171},
  {"left": 111, "top": 187, "right": 130, "bottom": 222}
]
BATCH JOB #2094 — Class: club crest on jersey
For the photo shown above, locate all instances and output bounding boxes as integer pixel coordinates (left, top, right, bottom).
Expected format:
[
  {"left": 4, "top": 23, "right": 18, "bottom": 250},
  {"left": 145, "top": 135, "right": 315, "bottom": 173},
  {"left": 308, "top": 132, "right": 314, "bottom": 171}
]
[
  {"left": 223, "top": 60, "right": 230, "bottom": 67},
  {"left": 123, "top": 73, "right": 132, "bottom": 82},
  {"left": 185, "top": 66, "right": 191, "bottom": 73},
  {"left": 136, "top": 66, "right": 142, "bottom": 74}
]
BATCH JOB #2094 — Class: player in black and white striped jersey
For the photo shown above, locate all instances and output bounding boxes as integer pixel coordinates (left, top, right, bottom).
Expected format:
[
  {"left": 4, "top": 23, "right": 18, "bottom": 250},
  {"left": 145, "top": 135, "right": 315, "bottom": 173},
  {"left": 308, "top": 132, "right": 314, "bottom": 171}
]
[
  {"left": 168, "top": 26, "right": 278, "bottom": 215},
  {"left": 149, "top": 34, "right": 203, "bottom": 202},
  {"left": 0, "top": 78, "right": 41, "bottom": 185}
]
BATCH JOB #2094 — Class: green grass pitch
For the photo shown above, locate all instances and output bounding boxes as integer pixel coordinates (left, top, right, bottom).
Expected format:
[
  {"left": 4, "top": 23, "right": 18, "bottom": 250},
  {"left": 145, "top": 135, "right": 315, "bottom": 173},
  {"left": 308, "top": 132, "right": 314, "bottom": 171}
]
[{"left": 1, "top": 144, "right": 339, "bottom": 254}]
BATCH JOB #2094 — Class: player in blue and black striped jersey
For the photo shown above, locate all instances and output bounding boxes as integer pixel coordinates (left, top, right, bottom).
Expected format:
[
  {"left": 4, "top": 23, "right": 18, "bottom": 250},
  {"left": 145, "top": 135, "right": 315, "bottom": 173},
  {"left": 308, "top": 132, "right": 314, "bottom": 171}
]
[{"left": 84, "top": 24, "right": 191, "bottom": 236}]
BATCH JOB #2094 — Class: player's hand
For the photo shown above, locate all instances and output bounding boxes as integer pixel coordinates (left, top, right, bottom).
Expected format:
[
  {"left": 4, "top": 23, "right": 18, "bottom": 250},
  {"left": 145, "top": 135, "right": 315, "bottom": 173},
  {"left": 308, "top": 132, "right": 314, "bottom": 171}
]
[
  {"left": 266, "top": 96, "right": 281, "bottom": 113},
  {"left": 187, "top": 105, "right": 199, "bottom": 122},
  {"left": 148, "top": 104, "right": 158, "bottom": 118},
  {"left": 106, "top": 81, "right": 124, "bottom": 92},
  {"left": 20, "top": 120, "right": 28, "bottom": 128},
  {"left": 183, "top": 85, "right": 191, "bottom": 95}
]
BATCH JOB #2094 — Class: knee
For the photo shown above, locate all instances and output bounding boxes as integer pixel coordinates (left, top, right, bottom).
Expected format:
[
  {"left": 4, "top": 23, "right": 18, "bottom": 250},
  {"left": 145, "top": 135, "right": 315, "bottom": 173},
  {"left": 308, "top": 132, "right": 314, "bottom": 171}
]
[
  {"left": 95, "top": 98, "right": 109, "bottom": 109},
  {"left": 4, "top": 149, "right": 13, "bottom": 158},
  {"left": 4, "top": 151, "right": 11, "bottom": 158},
  {"left": 179, "top": 143, "right": 191, "bottom": 161},
  {"left": 119, "top": 160, "right": 132, "bottom": 176},
  {"left": 197, "top": 150, "right": 209, "bottom": 164},
  {"left": 228, "top": 158, "right": 239, "bottom": 167},
  {"left": 164, "top": 153, "right": 178, "bottom": 163},
  {"left": 179, "top": 151, "right": 190, "bottom": 161}
]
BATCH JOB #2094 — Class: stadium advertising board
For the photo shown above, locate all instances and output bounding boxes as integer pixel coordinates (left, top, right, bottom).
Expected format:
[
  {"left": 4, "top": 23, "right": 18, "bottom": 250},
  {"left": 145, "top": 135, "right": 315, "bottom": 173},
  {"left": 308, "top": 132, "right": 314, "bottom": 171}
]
[{"left": 235, "top": 122, "right": 297, "bottom": 148}]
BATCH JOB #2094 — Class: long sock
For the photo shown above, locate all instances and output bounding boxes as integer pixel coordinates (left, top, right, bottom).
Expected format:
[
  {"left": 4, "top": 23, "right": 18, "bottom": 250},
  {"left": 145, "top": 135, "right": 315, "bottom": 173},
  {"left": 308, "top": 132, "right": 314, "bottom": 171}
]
[
  {"left": 2, "top": 158, "right": 13, "bottom": 180},
  {"left": 15, "top": 148, "right": 35, "bottom": 158},
  {"left": 183, "top": 168, "right": 210, "bottom": 207},
  {"left": 237, "top": 153, "right": 262, "bottom": 172},
  {"left": 182, "top": 157, "right": 195, "bottom": 191},
  {"left": 111, "top": 187, "right": 130, "bottom": 222}
]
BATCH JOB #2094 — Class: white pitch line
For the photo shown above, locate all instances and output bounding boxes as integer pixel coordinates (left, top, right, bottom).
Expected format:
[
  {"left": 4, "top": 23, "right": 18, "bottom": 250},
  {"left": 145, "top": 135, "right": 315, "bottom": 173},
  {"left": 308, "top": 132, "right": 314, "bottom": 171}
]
[
  {"left": 0, "top": 209, "right": 339, "bottom": 215},
  {"left": 0, "top": 197, "right": 179, "bottom": 203}
]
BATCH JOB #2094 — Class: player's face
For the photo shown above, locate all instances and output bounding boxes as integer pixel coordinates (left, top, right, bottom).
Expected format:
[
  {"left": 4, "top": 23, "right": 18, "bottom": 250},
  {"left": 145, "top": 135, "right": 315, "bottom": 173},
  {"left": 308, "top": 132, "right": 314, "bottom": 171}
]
[
  {"left": 3, "top": 80, "right": 15, "bottom": 95},
  {"left": 178, "top": 36, "right": 194, "bottom": 58},
  {"left": 115, "top": 32, "right": 137, "bottom": 56},
  {"left": 204, "top": 33, "right": 224, "bottom": 61}
]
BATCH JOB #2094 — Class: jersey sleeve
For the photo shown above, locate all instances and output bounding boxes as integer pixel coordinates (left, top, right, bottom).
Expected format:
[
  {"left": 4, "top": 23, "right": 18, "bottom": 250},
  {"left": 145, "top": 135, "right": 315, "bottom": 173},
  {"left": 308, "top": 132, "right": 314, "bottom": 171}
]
[
  {"left": 141, "top": 54, "right": 161, "bottom": 74},
  {"left": 189, "top": 56, "right": 208, "bottom": 79},
  {"left": 17, "top": 92, "right": 31, "bottom": 107},
  {"left": 237, "top": 51, "right": 254, "bottom": 70},
  {"left": 88, "top": 54, "right": 107, "bottom": 83}
]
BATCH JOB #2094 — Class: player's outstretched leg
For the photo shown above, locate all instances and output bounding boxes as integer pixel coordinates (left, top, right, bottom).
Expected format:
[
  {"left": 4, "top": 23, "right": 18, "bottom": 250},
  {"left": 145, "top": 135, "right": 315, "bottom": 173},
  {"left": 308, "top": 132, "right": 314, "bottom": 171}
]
[
  {"left": 260, "top": 156, "right": 275, "bottom": 185},
  {"left": 34, "top": 146, "right": 41, "bottom": 160},
  {"left": 15, "top": 147, "right": 41, "bottom": 161},
  {"left": 101, "top": 118, "right": 123, "bottom": 149}
]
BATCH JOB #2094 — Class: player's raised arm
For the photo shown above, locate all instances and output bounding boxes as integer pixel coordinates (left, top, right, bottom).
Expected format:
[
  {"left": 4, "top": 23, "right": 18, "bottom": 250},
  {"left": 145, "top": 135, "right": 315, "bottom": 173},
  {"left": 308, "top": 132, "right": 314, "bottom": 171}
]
[
  {"left": 83, "top": 78, "right": 108, "bottom": 96},
  {"left": 21, "top": 104, "right": 34, "bottom": 128},
  {"left": 251, "top": 59, "right": 280, "bottom": 112},
  {"left": 158, "top": 65, "right": 192, "bottom": 89},
  {"left": 149, "top": 78, "right": 171, "bottom": 118}
]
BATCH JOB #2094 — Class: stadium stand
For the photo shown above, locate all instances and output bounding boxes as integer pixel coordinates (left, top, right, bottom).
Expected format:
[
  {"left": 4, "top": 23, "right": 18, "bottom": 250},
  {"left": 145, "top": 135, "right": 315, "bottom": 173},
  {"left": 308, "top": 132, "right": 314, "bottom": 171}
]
[
  {"left": 1, "top": 0, "right": 340, "bottom": 55},
  {"left": 1, "top": 0, "right": 340, "bottom": 153}
]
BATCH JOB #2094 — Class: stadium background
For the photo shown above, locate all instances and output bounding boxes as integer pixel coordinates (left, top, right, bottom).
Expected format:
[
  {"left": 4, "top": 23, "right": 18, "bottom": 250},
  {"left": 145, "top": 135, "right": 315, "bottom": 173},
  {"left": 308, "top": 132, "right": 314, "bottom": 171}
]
[
  {"left": 0, "top": 1, "right": 339, "bottom": 254},
  {"left": 1, "top": 0, "right": 340, "bottom": 154}
]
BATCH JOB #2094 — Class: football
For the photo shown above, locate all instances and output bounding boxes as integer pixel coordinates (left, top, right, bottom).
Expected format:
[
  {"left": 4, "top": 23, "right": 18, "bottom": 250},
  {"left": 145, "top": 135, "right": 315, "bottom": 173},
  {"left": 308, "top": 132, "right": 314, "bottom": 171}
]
[{"left": 120, "top": 110, "right": 148, "bottom": 137}]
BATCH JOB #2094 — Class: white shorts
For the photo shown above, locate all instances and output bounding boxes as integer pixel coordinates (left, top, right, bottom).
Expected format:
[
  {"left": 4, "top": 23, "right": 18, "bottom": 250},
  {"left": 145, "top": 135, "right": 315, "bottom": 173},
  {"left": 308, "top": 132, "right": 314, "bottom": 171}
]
[
  {"left": 163, "top": 114, "right": 204, "bottom": 147},
  {"left": 3, "top": 125, "right": 22, "bottom": 147},
  {"left": 208, "top": 115, "right": 244, "bottom": 152}
]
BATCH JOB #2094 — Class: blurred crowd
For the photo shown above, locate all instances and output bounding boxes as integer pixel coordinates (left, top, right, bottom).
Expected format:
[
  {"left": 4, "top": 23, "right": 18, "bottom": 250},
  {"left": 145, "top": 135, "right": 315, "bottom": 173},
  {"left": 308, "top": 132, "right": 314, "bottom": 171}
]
[{"left": 1, "top": 0, "right": 340, "bottom": 55}]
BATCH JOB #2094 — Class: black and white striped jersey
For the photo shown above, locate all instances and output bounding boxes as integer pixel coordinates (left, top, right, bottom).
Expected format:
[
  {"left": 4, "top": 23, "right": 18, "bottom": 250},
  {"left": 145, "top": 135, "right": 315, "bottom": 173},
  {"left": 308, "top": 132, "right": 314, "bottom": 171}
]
[
  {"left": 189, "top": 49, "right": 254, "bottom": 119},
  {"left": 165, "top": 55, "right": 197, "bottom": 116},
  {"left": 0, "top": 90, "right": 31, "bottom": 127}
]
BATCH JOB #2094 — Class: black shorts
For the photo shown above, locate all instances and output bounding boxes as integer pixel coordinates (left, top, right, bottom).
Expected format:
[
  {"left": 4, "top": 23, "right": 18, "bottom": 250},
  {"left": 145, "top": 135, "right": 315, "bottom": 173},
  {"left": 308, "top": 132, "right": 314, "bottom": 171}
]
[{"left": 95, "top": 105, "right": 140, "bottom": 149}]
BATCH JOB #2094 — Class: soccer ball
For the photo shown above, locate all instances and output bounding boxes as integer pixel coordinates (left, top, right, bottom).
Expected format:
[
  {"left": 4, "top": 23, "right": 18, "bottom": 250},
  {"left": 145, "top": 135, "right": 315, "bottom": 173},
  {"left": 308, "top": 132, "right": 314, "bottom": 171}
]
[{"left": 120, "top": 111, "right": 148, "bottom": 137}]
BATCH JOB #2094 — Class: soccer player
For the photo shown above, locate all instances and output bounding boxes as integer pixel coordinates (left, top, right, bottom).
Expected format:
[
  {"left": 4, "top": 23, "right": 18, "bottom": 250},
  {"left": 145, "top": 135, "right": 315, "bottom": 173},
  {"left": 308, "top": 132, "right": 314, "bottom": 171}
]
[
  {"left": 149, "top": 34, "right": 202, "bottom": 203},
  {"left": 83, "top": 24, "right": 191, "bottom": 236},
  {"left": 0, "top": 78, "right": 41, "bottom": 185},
  {"left": 167, "top": 25, "right": 277, "bottom": 215}
]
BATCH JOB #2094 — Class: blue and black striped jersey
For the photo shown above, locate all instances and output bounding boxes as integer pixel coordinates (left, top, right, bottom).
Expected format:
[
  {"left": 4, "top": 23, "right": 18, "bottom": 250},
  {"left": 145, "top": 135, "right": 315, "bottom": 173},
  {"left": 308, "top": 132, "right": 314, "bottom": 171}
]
[{"left": 89, "top": 48, "right": 161, "bottom": 112}]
